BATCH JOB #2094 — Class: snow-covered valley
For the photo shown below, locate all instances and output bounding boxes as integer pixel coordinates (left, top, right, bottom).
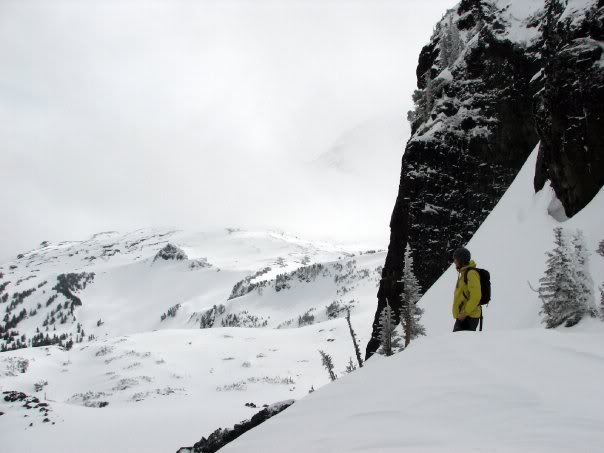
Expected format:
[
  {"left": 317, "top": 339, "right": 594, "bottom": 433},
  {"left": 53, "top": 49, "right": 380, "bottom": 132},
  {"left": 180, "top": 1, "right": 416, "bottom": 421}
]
[{"left": 0, "top": 229, "right": 388, "bottom": 452}]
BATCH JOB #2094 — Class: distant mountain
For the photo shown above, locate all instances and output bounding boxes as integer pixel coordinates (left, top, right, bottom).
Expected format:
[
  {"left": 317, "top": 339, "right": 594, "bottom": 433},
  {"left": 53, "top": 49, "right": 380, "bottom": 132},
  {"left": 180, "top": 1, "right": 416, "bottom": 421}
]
[{"left": 0, "top": 228, "right": 379, "bottom": 350}]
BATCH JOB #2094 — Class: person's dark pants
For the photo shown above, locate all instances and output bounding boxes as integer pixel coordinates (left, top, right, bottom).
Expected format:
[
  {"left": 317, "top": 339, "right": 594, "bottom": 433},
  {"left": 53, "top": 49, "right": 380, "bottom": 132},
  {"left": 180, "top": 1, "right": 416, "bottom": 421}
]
[{"left": 453, "top": 316, "right": 480, "bottom": 332}]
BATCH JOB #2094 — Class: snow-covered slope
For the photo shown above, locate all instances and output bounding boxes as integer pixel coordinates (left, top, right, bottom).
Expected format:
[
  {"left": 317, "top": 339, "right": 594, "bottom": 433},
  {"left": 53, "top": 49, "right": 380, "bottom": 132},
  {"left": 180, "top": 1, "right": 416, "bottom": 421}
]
[
  {"left": 218, "top": 146, "right": 604, "bottom": 452},
  {"left": 0, "top": 228, "right": 388, "bottom": 452},
  {"left": 0, "top": 228, "right": 378, "bottom": 348}
]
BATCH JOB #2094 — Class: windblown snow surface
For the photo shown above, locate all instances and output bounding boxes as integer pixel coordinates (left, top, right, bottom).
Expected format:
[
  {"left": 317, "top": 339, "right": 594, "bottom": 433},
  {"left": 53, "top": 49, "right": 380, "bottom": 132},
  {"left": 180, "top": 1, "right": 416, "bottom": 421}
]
[{"left": 219, "top": 146, "right": 604, "bottom": 453}]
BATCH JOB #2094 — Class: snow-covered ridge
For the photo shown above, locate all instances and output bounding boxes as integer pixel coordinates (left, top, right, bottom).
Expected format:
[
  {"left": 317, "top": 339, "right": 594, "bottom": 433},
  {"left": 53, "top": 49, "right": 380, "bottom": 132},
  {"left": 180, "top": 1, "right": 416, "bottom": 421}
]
[{"left": 1, "top": 227, "right": 382, "bottom": 351}]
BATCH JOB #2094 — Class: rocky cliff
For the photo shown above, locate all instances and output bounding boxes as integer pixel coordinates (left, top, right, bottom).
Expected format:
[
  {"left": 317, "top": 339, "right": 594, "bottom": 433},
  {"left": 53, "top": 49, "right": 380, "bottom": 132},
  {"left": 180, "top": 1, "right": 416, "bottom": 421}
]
[
  {"left": 534, "top": 0, "right": 604, "bottom": 216},
  {"left": 384, "top": 0, "right": 604, "bottom": 291}
]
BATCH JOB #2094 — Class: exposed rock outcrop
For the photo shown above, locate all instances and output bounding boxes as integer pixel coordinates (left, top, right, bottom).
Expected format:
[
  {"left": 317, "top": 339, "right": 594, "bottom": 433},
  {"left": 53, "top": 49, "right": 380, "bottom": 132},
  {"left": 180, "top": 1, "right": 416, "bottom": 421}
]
[
  {"left": 383, "top": 0, "right": 604, "bottom": 293},
  {"left": 153, "top": 244, "right": 188, "bottom": 262},
  {"left": 176, "top": 400, "right": 294, "bottom": 453},
  {"left": 534, "top": 0, "right": 604, "bottom": 216}
]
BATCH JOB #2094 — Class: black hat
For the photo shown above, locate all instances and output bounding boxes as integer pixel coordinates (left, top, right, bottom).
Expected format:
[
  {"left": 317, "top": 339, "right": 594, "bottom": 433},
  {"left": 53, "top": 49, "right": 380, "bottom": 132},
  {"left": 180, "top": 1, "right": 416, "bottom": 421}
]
[{"left": 453, "top": 247, "right": 471, "bottom": 264}]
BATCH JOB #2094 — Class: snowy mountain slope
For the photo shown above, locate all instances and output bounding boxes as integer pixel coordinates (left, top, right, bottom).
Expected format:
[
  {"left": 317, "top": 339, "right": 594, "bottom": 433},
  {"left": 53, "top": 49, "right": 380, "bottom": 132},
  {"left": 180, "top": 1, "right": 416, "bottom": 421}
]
[
  {"left": 1, "top": 228, "right": 389, "bottom": 453},
  {"left": 218, "top": 147, "right": 604, "bottom": 452},
  {"left": 419, "top": 145, "right": 604, "bottom": 334},
  {"left": 0, "top": 228, "right": 375, "bottom": 349},
  {"left": 222, "top": 328, "right": 604, "bottom": 453}
]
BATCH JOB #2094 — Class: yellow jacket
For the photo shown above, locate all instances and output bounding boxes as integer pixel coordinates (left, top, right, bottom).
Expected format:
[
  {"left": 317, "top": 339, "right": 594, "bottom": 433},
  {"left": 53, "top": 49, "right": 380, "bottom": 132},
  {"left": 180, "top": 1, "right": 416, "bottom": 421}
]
[{"left": 452, "top": 260, "right": 482, "bottom": 319}]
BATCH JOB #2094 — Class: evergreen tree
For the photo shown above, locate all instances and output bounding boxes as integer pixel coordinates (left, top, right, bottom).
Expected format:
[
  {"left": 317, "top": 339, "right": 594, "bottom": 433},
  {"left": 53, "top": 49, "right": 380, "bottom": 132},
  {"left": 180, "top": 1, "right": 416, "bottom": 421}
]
[
  {"left": 440, "top": 13, "right": 463, "bottom": 68},
  {"left": 377, "top": 304, "right": 402, "bottom": 357},
  {"left": 597, "top": 238, "right": 604, "bottom": 320},
  {"left": 599, "top": 287, "right": 604, "bottom": 321},
  {"left": 400, "top": 244, "right": 426, "bottom": 347},
  {"left": 571, "top": 230, "right": 597, "bottom": 318},
  {"left": 318, "top": 350, "right": 337, "bottom": 382},
  {"left": 538, "top": 228, "right": 586, "bottom": 328},
  {"left": 345, "top": 307, "right": 363, "bottom": 368},
  {"left": 597, "top": 239, "right": 604, "bottom": 259},
  {"left": 344, "top": 357, "right": 357, "bottom": 374}
]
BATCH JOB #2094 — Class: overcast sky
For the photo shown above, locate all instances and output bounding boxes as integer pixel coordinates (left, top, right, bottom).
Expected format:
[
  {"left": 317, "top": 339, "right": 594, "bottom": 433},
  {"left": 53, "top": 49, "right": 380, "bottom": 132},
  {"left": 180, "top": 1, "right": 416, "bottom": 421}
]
[{"left": 0, "top": 0, "right": 456, "bottom": 261}]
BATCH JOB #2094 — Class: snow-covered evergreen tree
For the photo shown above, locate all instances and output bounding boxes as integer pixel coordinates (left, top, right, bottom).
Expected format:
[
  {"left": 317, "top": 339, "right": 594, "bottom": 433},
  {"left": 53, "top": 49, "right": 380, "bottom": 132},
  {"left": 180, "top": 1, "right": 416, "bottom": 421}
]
[
  {"left": 597, "top": 239, "right": 604, "bottom": 320},
  {"left": 400, "top": 244, "right": 426, "bottom": 347},
  {"left": 599, "top": 287, "right": 604, "bottom": 321},
  {"left": 571, "top": 229, "right": 597, "bottom": 318},
  {"left": 318, "top": 350, "right": 337, "bottom": 382},
  {"left": 538, "top": 227, "right": 589, "bottom": 328},
  {"left": 377, "top": 304, "right": 402, "bottom": 357},
  {"left": 597, "top": 239, "right": 604, "bottom": 258},
  {"left": 440, "top": 13, "right": 463, "bottom": 68}
]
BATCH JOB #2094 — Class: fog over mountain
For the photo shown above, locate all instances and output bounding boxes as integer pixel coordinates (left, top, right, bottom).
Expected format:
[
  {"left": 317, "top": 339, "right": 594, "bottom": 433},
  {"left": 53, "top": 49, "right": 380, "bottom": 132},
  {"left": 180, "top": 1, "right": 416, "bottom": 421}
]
[{"left": 0, "top": 0, "right": 456, "bottom": 260}]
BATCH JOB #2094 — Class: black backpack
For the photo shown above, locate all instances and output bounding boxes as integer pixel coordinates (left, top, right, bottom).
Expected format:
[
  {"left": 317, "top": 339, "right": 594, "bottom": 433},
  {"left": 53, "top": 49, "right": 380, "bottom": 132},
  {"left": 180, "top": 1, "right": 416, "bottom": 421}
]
[{"left": 463, "top": 268, "right": 491, "bottom": 306}]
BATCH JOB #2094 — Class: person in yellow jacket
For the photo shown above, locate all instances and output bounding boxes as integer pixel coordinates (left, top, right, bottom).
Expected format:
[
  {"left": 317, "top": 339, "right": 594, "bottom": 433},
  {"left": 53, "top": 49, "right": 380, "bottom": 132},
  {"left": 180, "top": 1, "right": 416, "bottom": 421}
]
[{"left": 452, "top": 247, "right": 482, "bottom": 332}]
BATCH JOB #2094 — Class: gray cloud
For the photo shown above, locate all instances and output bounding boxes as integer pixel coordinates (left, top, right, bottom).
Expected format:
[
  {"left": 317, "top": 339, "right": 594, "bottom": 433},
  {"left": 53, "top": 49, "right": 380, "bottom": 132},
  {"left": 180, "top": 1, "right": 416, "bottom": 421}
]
[{"left": 0, "top": 0, "right": 457, "bottom": 261}]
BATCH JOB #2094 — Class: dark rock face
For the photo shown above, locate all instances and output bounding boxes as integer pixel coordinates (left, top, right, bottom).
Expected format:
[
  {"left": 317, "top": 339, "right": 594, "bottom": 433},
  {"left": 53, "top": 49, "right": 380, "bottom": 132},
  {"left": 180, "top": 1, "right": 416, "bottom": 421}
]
[
  {"left": 534, "top": 0, "right": 604, "bottom": 216},
  {"left": 383, "top": 0, "right": 604, "bottom": 294},
  {"left": 153, "top": 243, "right": 188, "bottom": 262},
  {"left": 176, "top": 400, "right": 294, "bottom": 453},
  {"left": 387, "top": 1, "right": 542, "bottom": 290}
]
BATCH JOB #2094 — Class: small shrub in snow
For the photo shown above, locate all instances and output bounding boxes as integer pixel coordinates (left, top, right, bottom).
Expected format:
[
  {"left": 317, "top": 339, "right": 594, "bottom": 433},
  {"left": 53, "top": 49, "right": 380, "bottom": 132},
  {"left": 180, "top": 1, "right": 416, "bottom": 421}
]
[
  {"left": 344, "top": 357, "right": 357, "bottom": 374},
  {"left": 246, "top": 376, "right": 294, "bottom": 385},
  {"left": 68, "top": 391, "right": 111, "bottom": 406},
  {"left": 2, "top": 356, "right": 29, "bottom": 376},
  {"left": 241, "top": 361, "right": 252, "bottom": 368},
  {"left": 318, "top": 350, "right": 337, "bottom": 382},
  {"left": 217, "top": 381, "right": 247, "bottom": 392},
  {"left": 34, "top": 379, "right": 48, "bottom": 392},
  {"left": 112, "top": 378, "right": 140, "bottom": 391},
  {"left": 95, "top": 345, "right": 114, "bottom": 357}
]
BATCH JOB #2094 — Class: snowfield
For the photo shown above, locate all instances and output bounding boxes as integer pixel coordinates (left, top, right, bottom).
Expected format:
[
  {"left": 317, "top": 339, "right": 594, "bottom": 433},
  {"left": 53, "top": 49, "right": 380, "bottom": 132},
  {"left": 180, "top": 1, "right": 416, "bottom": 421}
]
[
  {"left": 222, "top": 327, "right": 604, "bottom": 453},
  {"left": 1, "top": 325, "right": 375, "bottom": 453}
]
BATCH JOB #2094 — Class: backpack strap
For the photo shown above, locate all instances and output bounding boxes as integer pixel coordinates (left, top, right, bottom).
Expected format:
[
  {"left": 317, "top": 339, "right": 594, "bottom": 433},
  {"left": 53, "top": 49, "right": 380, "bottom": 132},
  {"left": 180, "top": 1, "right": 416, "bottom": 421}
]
[{"left": 463, "top": 267, "right": 477, "bottom": 285}]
